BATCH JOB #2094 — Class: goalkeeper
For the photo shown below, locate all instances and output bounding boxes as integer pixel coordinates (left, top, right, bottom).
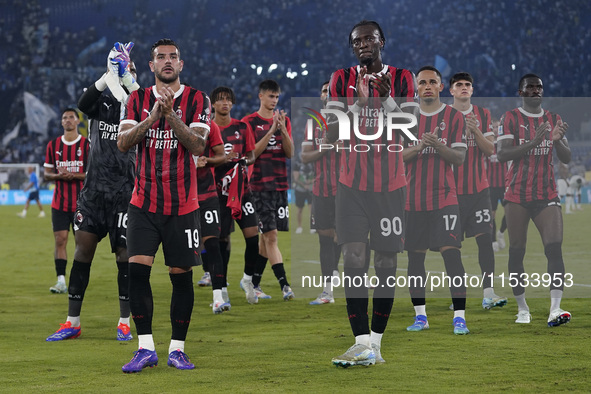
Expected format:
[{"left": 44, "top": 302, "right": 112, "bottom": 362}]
[{"left": 46, "top": 42, "right": 140, "bottom": 343}]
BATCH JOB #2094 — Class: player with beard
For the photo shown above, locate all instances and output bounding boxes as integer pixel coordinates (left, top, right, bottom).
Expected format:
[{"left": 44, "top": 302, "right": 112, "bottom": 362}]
[
  {"left": 209, "top": 87, "right": 259, "bottom": 305},
  {"left": 403, "top": 66, "right": 469, "bottom": 335},
  {"left": 497, "top": 74, "right": 571, "bottom": 326},
  {"left": 118, "top": 38, "right": 210, "bottom": 372},
  {"left": 44, "top": 109, "right": 89, "bottom": 294},
  {"left": 327, "top": 20, "right": 418, "bottom": 367},
  {"left": 46, "top": 43, "right": 139, "bottom": 342},
  {"left": 242, "top": 80, "right": 295, "bottom": 301},
  {"left": 449, "top": 72, "right": 507, "bottom": 310},
  {"left": 301, "top": 81, "right": 340, "bottom": 305}
]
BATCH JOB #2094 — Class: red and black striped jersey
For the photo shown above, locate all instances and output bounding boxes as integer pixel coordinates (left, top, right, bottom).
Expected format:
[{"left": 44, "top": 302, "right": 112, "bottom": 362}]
[
  {"left": 242, "top": 112, "right": 292, "bottom": 192},
  {"left": 487, "top": 142, "right": 507, "bottom": 188},
  {"left": 44, "top": 134, "right": 89, "bottom": 212},
  {"left": 121, "top": 84, "right": 211, "bottom": 215},
  {"left": 498, "top": 107, "right": 562, "bottom": 203},
  {"left": 197, "top": 122, "right": 223, "bottom": 202},
  {"left": 301, "top": 124, "right": 338, "bottom": 197},
  {"left": 214, "top": 118, "right": 255, "bottom": 189},
  {"left": 453, "top": 104, "right": 494, "bottom": 195},
  {"left": 406, "top": 104, "right": 467, "bottom": 211},
  {"left": 327, "top": 64, "right": 417, "bottom": 192}
]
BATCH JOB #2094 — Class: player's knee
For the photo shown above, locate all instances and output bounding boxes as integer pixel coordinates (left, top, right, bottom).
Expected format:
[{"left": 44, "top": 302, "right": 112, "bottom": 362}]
[
  {"left": 342, "top": 243, "right": 366, "bottom": 269},
  {"left": 374, "top": 251, "right": 396, "bottom": 269},
  {"left": 262, "top": 231, "right": 278, "bottom": 245}
]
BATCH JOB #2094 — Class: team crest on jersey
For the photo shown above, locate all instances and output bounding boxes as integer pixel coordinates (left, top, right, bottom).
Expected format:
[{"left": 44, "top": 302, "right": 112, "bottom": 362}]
[
  {"left": 77, "top": 147, "right": 82, "bottom": 157},
  {"left": 439, "top": 121, "right": 446, "bottom": 131},
  {"left": 235, "top": 131, "right": 240, "bottom": 139},
  {"left": 176, "top": 108, "right": 183, "bottom": 118}
]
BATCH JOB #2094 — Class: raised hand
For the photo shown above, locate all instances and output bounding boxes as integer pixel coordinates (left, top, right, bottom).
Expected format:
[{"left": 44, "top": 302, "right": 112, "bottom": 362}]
[
  {"left": 532, "top": 121, "right": 550, "bottom": 145},
  {"left": 372, "top": 71, "right": 391, "bottom": 97},
  {"left": 157, "top": 86, "right": 175, "bottom": 117},
  {"left": 551, "top": 119, "right": 568, "bottom": 141},
  {"left": 465, "top": 113, "right": 478, "bottom": 137},
  {"left": 423, "top": 126, "right": 441, "bottom": 147},
  {"left": 356, "top": 66, "right": 370, "bottom": 105}
]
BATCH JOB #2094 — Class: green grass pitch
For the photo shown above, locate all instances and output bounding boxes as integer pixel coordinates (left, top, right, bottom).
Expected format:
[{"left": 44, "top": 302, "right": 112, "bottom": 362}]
[{"left": 0, "top": 204, "right": 589, "bottom": 392}]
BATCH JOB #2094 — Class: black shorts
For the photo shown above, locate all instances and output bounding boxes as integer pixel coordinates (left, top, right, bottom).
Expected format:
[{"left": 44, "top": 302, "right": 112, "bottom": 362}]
[
  {"left": 52, "top": 208, "right": 75, "bottom": 232},
  {"left": 252, "top": 190, "right": 289, "bottom": 233},
  {"left": 458, "top": 188, "right": 494, "bottom": 240},
  {"left": 405, "top": 205, "right": 463, "bottom": 252},
  {"left": 28, "top": 190, "right": 39, "bottom": 202},
  {"left": 311, "top": 194, "right": 336, "bottom": 230},
  {"left": 507, "top": 197, "right": 561, "bottom": 220},
  {"left": 74, "top": 188, "right": 132, "bottom": 253},
  {"left": 489, "top": 187, "right": 505, "bottom": 211},
  {"left": 295, "top": 190, "right": 311, "bottom": 208},
  {"left": 335, "top": 183, "right": 406, "bottom": 252},
  {"left": 199, "top": 197, "right": 221, "bottom": 238},
  {"left": 126, "top": 205, "right": 201, "bottom": 267},
  {"left": 219, "top": 192, "right": 258, "bottom": 238}
]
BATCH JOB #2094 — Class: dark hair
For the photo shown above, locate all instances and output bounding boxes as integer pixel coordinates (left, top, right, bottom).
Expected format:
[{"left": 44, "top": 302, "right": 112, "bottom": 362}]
[
  {"left": 519, "top": 73, "right": 541, "bottom": 90},
  {"left": 349, "top": 20, "right": 385, "bottom": 48},
  {"left": 150, "top": 38, "right": 180, "bottom": 59},
  {"left": 211, "top": 86, "right": 236, "bottom": 104},
  {"left": 321, "top": 80, "right": 330, "bottom": 89},
  {"left": 61, "top": 108, "right": 78, "bottom": 116},
  {"left": 449, "top": 72, "right": 473, "bottom": 87},
  {"left": 259, "top": 79, "right": 280, "bottom": 94},
  {"left": 417, "top": 65, "right": 442, "bottom": 81}
]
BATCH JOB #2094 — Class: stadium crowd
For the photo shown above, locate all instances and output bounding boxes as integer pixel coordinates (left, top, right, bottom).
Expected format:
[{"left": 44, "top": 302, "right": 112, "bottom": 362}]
[{"left": 1, "top": 0, "right": 591, "bottom": 175}]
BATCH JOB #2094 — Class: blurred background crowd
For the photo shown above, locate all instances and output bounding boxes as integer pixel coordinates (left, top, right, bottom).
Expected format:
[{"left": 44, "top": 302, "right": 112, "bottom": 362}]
[{"left": 1, "top": 0, "right": 590, "bottom": 182}]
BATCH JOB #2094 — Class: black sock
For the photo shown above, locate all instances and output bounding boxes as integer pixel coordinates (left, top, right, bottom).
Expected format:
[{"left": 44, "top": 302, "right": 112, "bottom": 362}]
[
  {"left": 219, "top": 240, "right": 230, "bottom": 281},
  {"left": 508, "top": 247, "right": 526, "bottom": 296},
  {"left": 492, "top": 219, "right": 497, "bottom": 241},
  {"left": 252, "top": 254, "right": 268, "bottom": 287},
  {"left": 220, "top": 240, "right": 230, "bottom": 265},
  {"left": 500, "top": 215, "right": 507, "bottom": 233},
  {"left": 129, "top": 263, "right": 153, "bottom": 336},
  {"left": 371, "top": 266, "right": 395, "bottom": 334},
  {"left": 271, "top": 263, "right": 289, "bottom": 288},
  {"left": 476, "top": 234, "right": 495, "bottom": 289},
  {"left": 333, "top": 242, "right": 342, "bottom": 273},
  {"left": 67, "top": 260, "right": 91, "bottom": 317},
  {"left": 344, "top": 266, "right": 369, "bottom": 336},
  {"left": 200, "top": 250, "right": 209, "bottom": 274},
  {"left": 407, "top": 251, "right": 427, "bottom": 304},
  {"left": 170, "top": 270, "right": 194, "bottom": 341},
  {"left": 205, "top": 238, "right": 225, "bottom": 290},
  {"left": 244, "top": 235, "right": 258, "bottom": 276},
  {"left": 55, "top": 258, "right": 67, "bottom": 277},
  {"left": 441, "top": 248, "right": 466, "bottom": 310},
  {"left": 319, "top": 234, "right": 335, "bottom": 279},
  {"left": 545, "top": 243, "right": 565, "bottom": 291},
  {"left": 117, "top": 261, "right": 130, "bottom": 318}
]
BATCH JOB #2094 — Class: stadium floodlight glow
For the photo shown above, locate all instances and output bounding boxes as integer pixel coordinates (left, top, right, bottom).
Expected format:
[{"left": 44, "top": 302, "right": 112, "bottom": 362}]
[
  {"left": 302, "top": 70, "right": 309, "bottom": 76},
  {"left": 301, "top": 63, "right": 307, "bottom": 68},
  {"left": 233, "top": 68, "right": 237, "bottom": 73},
  {"left": 512, "top": 64, "right": 516, "bottom": 70},
  {"left": 250, "top": 64, "right": 256, "bottom": 69},
  {"left": 256, "top": 66, "right": 262, "bottom": 75},
  {"left": 268, "top": 63, "right": 278, "bottom": 73}
]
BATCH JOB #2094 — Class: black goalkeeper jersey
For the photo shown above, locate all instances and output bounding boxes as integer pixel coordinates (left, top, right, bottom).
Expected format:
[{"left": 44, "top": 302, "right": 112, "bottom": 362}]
[{"left": 78, "top": 86, "right": 135, "bottom": 194}]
